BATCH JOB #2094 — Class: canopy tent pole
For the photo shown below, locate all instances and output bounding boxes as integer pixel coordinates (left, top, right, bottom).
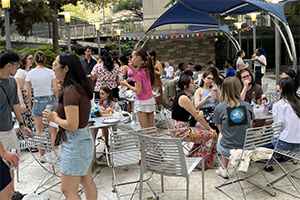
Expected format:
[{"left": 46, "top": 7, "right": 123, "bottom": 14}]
[
  {"left": 134, "top": 29, "right": 156, "bottom": 49},
  {"left": 282, "top": 23, "right": 298, "bottom": 71}
]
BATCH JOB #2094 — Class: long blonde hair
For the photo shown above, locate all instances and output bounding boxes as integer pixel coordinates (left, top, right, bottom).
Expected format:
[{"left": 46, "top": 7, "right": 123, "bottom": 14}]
[{"left": 220, "top": 76, "right": 241, "bottom": 108}]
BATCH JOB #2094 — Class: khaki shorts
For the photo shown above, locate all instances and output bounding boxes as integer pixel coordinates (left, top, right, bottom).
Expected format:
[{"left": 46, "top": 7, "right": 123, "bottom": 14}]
[{"left": 0, "top": 128, "right": 20, "bottom": 154}]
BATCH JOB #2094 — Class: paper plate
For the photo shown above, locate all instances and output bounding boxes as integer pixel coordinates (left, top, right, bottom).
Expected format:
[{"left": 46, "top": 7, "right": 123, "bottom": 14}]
[{"left": 101, "top": 117, "right": 120, "bottom": 124}]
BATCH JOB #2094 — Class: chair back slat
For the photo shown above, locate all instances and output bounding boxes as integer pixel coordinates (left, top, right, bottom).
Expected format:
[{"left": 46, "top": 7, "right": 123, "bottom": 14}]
[
  {"left": 22, "top": 131, "right": 54, "bottom": 152},
  {"left": 139, "top": 135, "right": 188, "bottom": 177}
]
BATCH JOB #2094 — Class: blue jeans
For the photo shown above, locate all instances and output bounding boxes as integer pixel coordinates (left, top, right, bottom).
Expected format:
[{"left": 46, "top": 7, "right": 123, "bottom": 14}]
[
  {"left": 32, "top": 95, "right": 57, "bottom": 117},
  {"left": 265, "top": 140, "right": 300, "bottom": 164}
]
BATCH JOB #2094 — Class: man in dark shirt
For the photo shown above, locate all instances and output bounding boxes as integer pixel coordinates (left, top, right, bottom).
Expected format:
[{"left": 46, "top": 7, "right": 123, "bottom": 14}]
[
  {"left": 184, "top": 63, "right": 194, "bottom": 76},
  {"left": 225, "top": 59, "right": 236, "bottom": 78},
  {"left": 80, "top": 46, "right": 97, "bottom": 74}
]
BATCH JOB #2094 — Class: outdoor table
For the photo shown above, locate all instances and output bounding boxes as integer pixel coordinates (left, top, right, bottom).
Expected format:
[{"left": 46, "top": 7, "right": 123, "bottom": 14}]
[
  {"left": 89, "top": 112, "right": 131, "bottom": 167},
  {"left": 253, "top": 104, "right": 273, "bottom": 120}
]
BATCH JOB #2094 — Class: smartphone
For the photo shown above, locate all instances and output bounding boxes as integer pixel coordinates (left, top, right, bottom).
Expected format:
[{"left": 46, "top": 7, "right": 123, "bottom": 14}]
[{"left": 123, "top": 113, "right": 130, "bottom": 117}]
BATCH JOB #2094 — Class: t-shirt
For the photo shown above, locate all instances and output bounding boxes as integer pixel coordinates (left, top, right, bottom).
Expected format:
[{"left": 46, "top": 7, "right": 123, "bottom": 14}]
[
  {"left": 164, "top": 66, "right": 174, "bottom": 77},
  {"left": 80, "top": 57, "right": 97, "bottom": 75},
  {"left": 0, "top": 76, "right": 20, "bottom": 131},
  {"left": 98, "top": 101, "right": 115, "bottom": 109},
  {"left": 236, "top": 58, "right": 245, "bottom": 72},
  {"left": 254, "top": 55, "right": 267, "bottom": 74},
  {"left": 212, "top": 99, "right": 254, "bottom": 149},
  {"left": 242, "top": 84, "right": 263, "bottom": 104},
  {"left": 14, "top": 69, "right": 28, "bottom": 90},
  {"left": 133, "top": 68, "right": 153, "bottom": 100},
  {"left": 25, "top": 68, "right": 55, "bottom": 97},
  {"left": 175, "top": 69, "right": 182, "bottom": 77},
  {"left": 91, "top": 63, "right": 120, "bottom": 92},
  {"left": 226, "top": 68, "right": 236, "bottom": 78},
  {"left": 56, "top": 85, "right": 91, "bottom": 129}
]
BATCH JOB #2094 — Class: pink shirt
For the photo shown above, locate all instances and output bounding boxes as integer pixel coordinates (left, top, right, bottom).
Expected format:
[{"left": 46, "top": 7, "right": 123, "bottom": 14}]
[
  {"left": 133, "top": 68, "right": 153, "bottom": 100},
  {"left": 91, "top": 63, "right": 120, "bottom": 91},
  {"left": 97, "top": 101, "right": 115, "bottom": 109}
]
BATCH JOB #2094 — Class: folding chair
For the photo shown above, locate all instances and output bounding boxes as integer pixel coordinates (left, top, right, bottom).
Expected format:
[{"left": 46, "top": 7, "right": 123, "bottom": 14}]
[
  {"left": 270, "top": 147, "right": 300, "bottom": 198},
  {"left": 105, "top": 127, "right": 159, "bottom": 200},
  {"left": 21, "top": 130, "right": 62, "bottom": 196},
  {"left": 215, "top": 122, "right": 283, "bottom": 200},
  {"left": 138, "top": 134, "right": 204, "bottom": 200}
]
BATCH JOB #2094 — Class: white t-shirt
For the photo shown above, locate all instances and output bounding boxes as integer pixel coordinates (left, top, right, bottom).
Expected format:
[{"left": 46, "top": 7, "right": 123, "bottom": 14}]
[
  {"left": 14, "top": 69, "right": 28, "bottom": 90},
  {"left": 25, "top": 68, "right": 55, "bottom": 97},
  {"left": 164, "top": 66, "right": 174, "bottom": 77},
  {"left": 273, "top": 99, "right": 300, "bottom": 143},
  {"left": 236, "top": 58, "right": 245, "bottom": 72}
]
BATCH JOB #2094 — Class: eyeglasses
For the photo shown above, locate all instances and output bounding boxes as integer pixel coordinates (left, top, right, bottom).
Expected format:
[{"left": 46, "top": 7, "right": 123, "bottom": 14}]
[
  {"left": 27, "top": 57, "right": 33, "bottom": 60},
  {"left": 206, "top": 77, "right": 213, "bottom": 80},
  {"left": 99, "top": 93, "right": 106, "bottom": 96},
  {"left": 241, "top": 75, "right": 250, "bottom": 79}
]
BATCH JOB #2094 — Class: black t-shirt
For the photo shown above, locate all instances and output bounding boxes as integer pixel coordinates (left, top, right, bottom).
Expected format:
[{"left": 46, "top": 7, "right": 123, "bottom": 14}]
[{"left": 172, "top": 92, "right": 191, "bottom": 122}]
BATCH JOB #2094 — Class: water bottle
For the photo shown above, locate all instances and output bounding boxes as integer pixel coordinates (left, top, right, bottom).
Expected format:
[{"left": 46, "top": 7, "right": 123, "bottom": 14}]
[
  {"left": 251, "top": 91, "right": 256, "bottom": 106},
  {"left": 114, "top": 103, "right": 121, "bottom": 117},
  {"left": 209, "top": 91, "right": 216, "bottom": 103},
  {"left": 43, "top": 105, "right": 54, "bottom": 125},
  {"left": 9, "top": 149, "right": 18, "bottom": 170},
  {"left": 103, "top": 101, "right": 108, "bottom": 109}
]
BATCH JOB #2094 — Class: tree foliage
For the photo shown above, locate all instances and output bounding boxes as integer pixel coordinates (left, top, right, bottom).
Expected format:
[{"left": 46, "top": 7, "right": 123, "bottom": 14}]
[
  {"left": 287, "top": 1, "right": 300, "bottom": 23},
  {"left": 164, "top": 0, "right": 177, "bottom": 8},
  {"left": 115, "top": 0, "right": 143, "bottom": 19},
  {"left": 104, "top": 38, "right": 136, "bottom": 57},
  {"left": 61, "top": 3, "right": 88, "bottom": 21}
]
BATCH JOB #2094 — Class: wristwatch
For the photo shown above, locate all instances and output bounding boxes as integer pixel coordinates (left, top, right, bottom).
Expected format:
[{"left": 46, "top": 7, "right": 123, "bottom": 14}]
[{"left": 19, "top": 122, "right": 24, "bottom": 127}]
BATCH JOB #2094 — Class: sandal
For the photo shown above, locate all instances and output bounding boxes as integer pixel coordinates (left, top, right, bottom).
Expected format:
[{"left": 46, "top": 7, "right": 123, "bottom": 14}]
[{"left": 264, "top": 165, "right": 274, "bottom": 172}]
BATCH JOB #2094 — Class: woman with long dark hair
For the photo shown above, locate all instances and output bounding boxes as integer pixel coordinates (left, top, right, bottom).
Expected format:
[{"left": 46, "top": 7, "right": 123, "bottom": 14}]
[
  {"left": 91, "top": 50, "right": 120, "bottom": 100},
  {"left": 252, "top": 47, "right": 267, "bottom": 86},
  {"left": 43, "top": 52, "right": 97, "bottom": 199},
  {"left": 264, "top": 77, "right": 300, "bottom": 172},
  {"left": 275, "top": 68, "right": 300, "bottom": 95},
  {"left": 120, "top": 48, "right": 156, "bottom": 129},
  {"left": 233, "top": 50, "right": 249, "bottom": 73},
  {"left": 148, "top": 50, "right": 163, "bottom": 105}
]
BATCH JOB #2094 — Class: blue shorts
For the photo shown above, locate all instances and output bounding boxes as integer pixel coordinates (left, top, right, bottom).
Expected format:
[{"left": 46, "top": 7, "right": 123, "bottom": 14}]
[
  {"left": 32, "top": 95, "right": 57, "bottom": 117},
  {"left": 217, "top": 140, "right": 231, "bottom": 158},
  {"left": 61, "top": 126, "right": 94, "bottom": 176},
  {"left": 0, "top": 156, "right": 11, "bottom": 191}
]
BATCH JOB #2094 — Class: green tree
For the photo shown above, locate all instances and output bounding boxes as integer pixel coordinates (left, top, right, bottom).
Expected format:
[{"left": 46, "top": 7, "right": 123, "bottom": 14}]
[
  {"left": 104, "top": 38, "right": 136, "bottom": 57},
  {"left": 115, "top": 0, "right": 143, "bottom": 19},
  {"left": 61, "top": 2, "right": 88, "bottom": 21},
  {"left": 80, "top": 0, "right": 111, "bottom": 22},
  {"left": 287, "top": 1, "right": 300, "bottom": 23}
]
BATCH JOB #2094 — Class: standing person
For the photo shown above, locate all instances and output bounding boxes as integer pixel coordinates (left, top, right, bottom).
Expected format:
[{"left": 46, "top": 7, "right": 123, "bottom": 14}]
[
  {"left": 263, "top": 77, "right": 300, "bottom": 172},
  {"left": 43, "top": 51, "right": 97, "bottom": 200},
  {"left": 185, "top": 63, "right": 194, "bottom": 76},
  {"left": 148, "top": 50, "right": 163, "bottom": 105},
  {"left": 118, "top": 54, "right": 128, "bottom": 78},
  {"left": 80, "top": 46, "right": 97, "bottom": 75},
  {"left": 25, "top": 51, "right": 58, "bottom": 157},
  {"left": 213, "top": 77, "right": 254, "bottom": 178},
  {"left": 225, "top": 59, "right": 236, "bottom": 78},
  {"left": 233, "top": 50, "right": 249, "bottom": 78},
  {"left": 175, "top": 63, "right": 185, "bottom": 77},
  {"left": 14, "top": 52, "right": 36, "bottom": 133},
  {"left": 252, "top": 47, "right": 267, "bottom": 86},
  {"left": 120, "top": 48, "right": 156, "bottom": 129},
  {"left": 0, "top": 49, "right": 30, "bottom": 200},
  {"left": 239, "top": 68, "right": 263, "bottom": 104},
  {"left": 164, "top": 61, "right": 174, "bottom": 78},
  {"left": 91, "top": 50, "right": 120, "bottom": 100}
]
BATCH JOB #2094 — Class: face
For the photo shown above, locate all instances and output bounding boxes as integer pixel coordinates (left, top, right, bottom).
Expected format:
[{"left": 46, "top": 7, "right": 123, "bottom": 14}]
[
  {"left": 165, "top": 62, "right": 169, "bottom": 67},
  {"left": 255, "top": 49, "right": 260, "bottom": 56},
  {"left": 131, "top": 51, "right": 141, "bottom": 66},
  {"left": 203, "top": 74, "right": 214, "bottom": 86},
  {"left": 241, "top": 51, "right": 245, "bottom": 57},
  {"left": 281, "top": 72, "right": 289, "bottom": 79},
  {"left": 26, "top": 55, "right": 33, "bottom": 67},
  {"left": 240, "top": 71, "right": 252, "bottom": 82},
  {"left": 9, "top": 62, "right": 18, "bottom": 76},
  {"left": 84, "top": 48, "right": 92, "bottom": 57},
  {"left": 53, "top": 56, "right": 67, "bottom": 82},
  {"left": 208, "top": 63, "right": 214, "bottom": 68},
  {"left": 187, "top": 64, "right": 194, "bottom": 71},
  {"left": 185, "top": 78, "right": 196, "bottom": 93},
  {"left": 99, "top": 89, "right": 109, "bottom": 101},
  {"left": 225, "top": 61, "right": 228, "bottom": 68}
]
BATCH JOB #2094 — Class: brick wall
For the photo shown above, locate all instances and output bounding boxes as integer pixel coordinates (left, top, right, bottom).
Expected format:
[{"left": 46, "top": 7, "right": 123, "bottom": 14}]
[{"left": 144, "top": 36, "right": 216, "bottom": 70}]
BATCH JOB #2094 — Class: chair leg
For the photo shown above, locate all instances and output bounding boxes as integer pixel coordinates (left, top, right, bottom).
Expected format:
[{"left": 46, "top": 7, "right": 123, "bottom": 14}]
[
  {"left": 186, "top": 177, "right": 189, "bottom": 200},
  {"left": 139, "top": 170, "right": 144, "bottom": 200},
  {"left": 202, "top": 158, "right": 205, "bottom": 199},
  {"left": 161, "top": 175, "right": 164, "bottom": 193}
]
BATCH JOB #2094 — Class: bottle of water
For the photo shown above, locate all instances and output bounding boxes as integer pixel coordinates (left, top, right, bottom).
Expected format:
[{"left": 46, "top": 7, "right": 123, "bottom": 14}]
[
  {"left": 114, "top": 103, "right": 121, "bottom": 118},
  {"left": 9, "top": 149, "right": 18, "bottom": 170},
  {"left": 251, "top": 91, "right": 256, "bottom": 106},
  {"left": 43, "top": 105, "right": 54, "bottom": 125}
]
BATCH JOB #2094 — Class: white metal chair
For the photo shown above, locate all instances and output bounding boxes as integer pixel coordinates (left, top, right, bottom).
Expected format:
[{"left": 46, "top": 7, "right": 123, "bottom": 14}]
[
  {"left": 215, "top": 122, "right": 283, "bottom": 200},
  {"left": 105, "top": 127, "right": 159, "bottom": 200},
  {"left": 138, "top": 134, "right": 204, "bottom": 200},
  {"left": 21, "top": 130, "right": 62, "bottom": 196}
]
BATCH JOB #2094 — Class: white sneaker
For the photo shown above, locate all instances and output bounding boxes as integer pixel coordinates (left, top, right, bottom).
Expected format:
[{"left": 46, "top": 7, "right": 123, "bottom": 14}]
[{"left": 216, "top": 167, "right": 229, "bottom": 179}]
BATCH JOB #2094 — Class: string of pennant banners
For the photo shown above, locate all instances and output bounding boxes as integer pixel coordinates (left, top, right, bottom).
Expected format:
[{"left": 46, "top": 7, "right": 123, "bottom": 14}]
[{"left": 111, "top": 24, "right": 254, "bottom": 41}]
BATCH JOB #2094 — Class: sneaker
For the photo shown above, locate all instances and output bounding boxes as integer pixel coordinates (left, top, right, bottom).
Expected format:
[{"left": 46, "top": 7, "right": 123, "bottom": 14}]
[
  {"left": 216, "top": 167, "right": 229, "bottom": 179},
  {"left": 12, "top": 191, "right": 25, "bottom": 200}
]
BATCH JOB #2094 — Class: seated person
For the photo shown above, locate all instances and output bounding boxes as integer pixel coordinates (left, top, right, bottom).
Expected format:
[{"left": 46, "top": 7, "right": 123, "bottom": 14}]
[
  {"left": 175, "top": 63, "right": 185, "bottom": 77},
  {"left": 194, "top": 71, "right": 219, "bottom": 132},
  {"left": 275, "top": 68, "right": 300, "bottom": 96},
  {"left": 212, "top": 77, "right": 254, "bottom": 178},
  {"left": 171, "top": 75, "right": 217, "bottom": 168},
  {"left": 239, "top": 68, "right": 263, "bottom": 104},
  {"left": 193, "top": 65, "right": 203, "bottom": 81},
  {"left": 162, "top": 79, "right": 179, "bottom": 109},
  {"left": 225, "top": 59, "right": 236, "bottom": 78},
  {"left": 264, "top": 77, "right": 300, "bottom": 172}
]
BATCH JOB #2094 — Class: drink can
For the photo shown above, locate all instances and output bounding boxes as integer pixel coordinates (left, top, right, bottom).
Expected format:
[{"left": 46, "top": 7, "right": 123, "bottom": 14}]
[
  {"left": 43, "top": 104, "right": 54, "bottom": 125},
  {"left": 9, "top": 149, "right": 18, "bottom": 170}
]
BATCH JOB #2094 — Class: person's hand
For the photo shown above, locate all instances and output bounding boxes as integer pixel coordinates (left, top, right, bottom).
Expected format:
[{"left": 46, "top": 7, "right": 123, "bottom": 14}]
[
  {"left": 42, "top": 110, "right": 58, "bottom": 122},
  {"left": 1, "top": 150, "right": 19, "bottom": 168},
  {"left": 209, "top": 129, "right": 217, "bottom": 138},
  {"left": 275, "top": 85, "right": 280, "bottom": 92},
  {"left": 207, "top": 92, "right": 215, "bottom": 99},
  {"left": 120, "top": 80, "right": 129, "bottom": 87},
  {"left": 20, "top": 103, "right": 26, "bottom": 112},
  {"left": 252, "top": 54, "right": 256, "bottom": 58},
  {"left": 243, "top": 79, "right": 251, "bottom": 89},
  {"left": 195, "top": 110, "right": 203, "bottom": 121},
  {"left": 245, "top": 62, "right": 249, "bottom": 67},
  {"left": 212, "top": 86, "right": 217, "bottom": 92},
  {"left": 20, "top": 125, "right": 31, "bottom": 135}
]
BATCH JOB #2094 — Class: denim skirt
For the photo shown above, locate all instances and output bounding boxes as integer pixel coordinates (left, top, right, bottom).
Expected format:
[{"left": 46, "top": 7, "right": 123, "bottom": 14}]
[
  {"left": 61, "top": 126, "right": 94, "bottom": 176},
  {"left": 32, "top": 95, "right": 57, "bottom": 117}
]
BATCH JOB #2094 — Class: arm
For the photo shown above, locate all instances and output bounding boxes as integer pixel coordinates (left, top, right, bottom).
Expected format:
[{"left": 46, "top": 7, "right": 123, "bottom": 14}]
[
  {"left": 0, "top": 141, "right": 19, "bottom": 168},
  {"left": 26, "top": 82, "right": 32, "bottom": 111},
  {"left": 213, "top": 86, "right": 220, "bottom": 104},
  {"left": 178, "top": 95, "right": 213, "bottom": 132},
  {"left": 217, "top": 124, "right": 222, "bottom": 141},
  {"left": 90, "top": 74, "right": 96, "bottom": 81},
  {"left": 240, "top": 80, "right": 250, "bottom": 101},
  {"left": 120, "top": 81, "right": 142, "bottom": 95},
  {"left": 122, "top": 65, "right": 127, "bottom": 77},
  {"left": 194, "top": 88, "right": 214, "bottom": 109},
  {"left": 15, "top": 78, "right": 26, "bottom": 111},
  {"left": 43, "top": 106, "right": 79, "bottom": 132},
  {"left": 154, "top": 62, "right": 164, "bottom": 76},
  {"left": 12, "top": 104, "right": 31, "bottom": 133},
  {"left": 52, "top": 79, "right": 58, "bottom": 100}
]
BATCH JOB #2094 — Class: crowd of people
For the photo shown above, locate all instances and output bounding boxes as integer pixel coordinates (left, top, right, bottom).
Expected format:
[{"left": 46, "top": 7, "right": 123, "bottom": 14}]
[{"left": 0, "top": 45, "right": 299, "bottom": 199}]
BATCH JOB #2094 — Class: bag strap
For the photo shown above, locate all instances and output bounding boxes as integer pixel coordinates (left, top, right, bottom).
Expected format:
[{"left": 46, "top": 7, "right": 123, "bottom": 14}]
[{"left": 0, "top": 84, "right": 12, "bottom": 109}]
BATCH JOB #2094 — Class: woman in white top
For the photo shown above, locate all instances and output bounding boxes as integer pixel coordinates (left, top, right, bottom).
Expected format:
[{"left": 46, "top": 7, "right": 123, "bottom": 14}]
[
  {"left": 252, "top": 47, "right": 267, "bottom": 86},
  {"left": 234, "top": 50, "right": 249, "bottom": 78},
  {"left": 14, "top": 52, "right": 36, "bottom": 132},
  {"left": 25, "top": 51, "right": 58, "bottom": 157},
  {"left": 264, "top": 77, "right": 300, "bottom": 172}
]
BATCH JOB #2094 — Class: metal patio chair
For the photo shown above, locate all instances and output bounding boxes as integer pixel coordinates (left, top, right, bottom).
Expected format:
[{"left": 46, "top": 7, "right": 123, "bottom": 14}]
[
  {"left": 215, "top": 122, "right": 283, "bottom": 200},
  {"left": 138, "top": 134, "right": 204, "bottom": 200},
  {"left": 105, "top": 127, "right": 159, "bottom": 200}
]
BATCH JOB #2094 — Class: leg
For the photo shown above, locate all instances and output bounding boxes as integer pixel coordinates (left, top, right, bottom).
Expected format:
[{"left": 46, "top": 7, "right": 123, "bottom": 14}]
[
  {"left": 102, "top": 127, "right": 109, "bottom": 147},
  {"left": 127, "top": 102, "right": 132, "bottom": 113},
  {"left": 49, "top": 125, "right": 58, "bottom": 149},
  {"left": 61, "top": 173, "right": 81, "bottom": 200},
  {"left": 80, "top": 166, "right": 97, "bottom": 200},
  {"left": 0, "top": 181, "right": 14, "bottom": 200},
  {"left": 146, "top": 112, "right": 154, "bottom": 128},
  {"left": 33, "top": 116, "right": 45, "bottom": 156},
  {"left": 222, "top": 156, "right": 229, "bottom": 169},
  {"left": 92, "top": 128, "right": 99, "bottom": 141},
  {"left": 137, "top": 112, "right": 148, "bottom": 129}
]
